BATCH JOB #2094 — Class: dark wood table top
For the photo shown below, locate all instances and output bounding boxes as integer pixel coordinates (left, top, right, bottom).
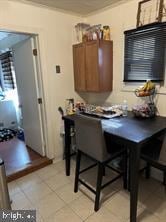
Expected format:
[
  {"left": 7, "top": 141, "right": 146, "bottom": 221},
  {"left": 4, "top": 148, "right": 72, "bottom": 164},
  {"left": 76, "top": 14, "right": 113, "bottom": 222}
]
[{"left": 63, "top": 112, "right": 166, "bottom": 146}]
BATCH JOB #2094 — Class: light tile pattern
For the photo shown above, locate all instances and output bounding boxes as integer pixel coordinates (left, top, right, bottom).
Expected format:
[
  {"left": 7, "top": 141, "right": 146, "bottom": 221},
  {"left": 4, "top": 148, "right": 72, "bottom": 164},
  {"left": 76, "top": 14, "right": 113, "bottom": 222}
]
[{"left": 8, "top": 158, "right": 166, "bottom": 222}]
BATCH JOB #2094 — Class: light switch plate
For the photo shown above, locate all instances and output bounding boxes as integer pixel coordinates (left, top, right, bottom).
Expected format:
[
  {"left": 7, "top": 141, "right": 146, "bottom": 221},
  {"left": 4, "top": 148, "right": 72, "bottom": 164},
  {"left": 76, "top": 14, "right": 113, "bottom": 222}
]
[{"left": 56, "top": 65, "right": 61, "bottom": 74}]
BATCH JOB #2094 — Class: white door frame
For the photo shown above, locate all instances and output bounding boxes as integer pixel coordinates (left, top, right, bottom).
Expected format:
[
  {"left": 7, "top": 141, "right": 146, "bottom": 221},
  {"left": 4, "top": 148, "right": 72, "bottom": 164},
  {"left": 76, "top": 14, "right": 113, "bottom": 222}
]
[
  {"left": 31, "top": 35, "right": 48, "bottom": 155},
  {"left": 0, "top": 26, "right": 53, "bottom": 159}
]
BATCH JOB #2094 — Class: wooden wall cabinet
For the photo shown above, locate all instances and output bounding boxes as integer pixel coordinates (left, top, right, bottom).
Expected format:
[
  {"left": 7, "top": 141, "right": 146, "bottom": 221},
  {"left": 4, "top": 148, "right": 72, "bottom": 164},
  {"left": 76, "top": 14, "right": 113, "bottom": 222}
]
[{"left": 73, "top": 40, "right": 113, "bottom": 92}]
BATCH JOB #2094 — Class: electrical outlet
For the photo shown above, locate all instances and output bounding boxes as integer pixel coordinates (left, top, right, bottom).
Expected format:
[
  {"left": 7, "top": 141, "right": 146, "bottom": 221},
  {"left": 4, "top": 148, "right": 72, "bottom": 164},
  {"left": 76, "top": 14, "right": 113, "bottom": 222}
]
[{"left": 56, "top": 65, "right": 61, "bottom": 74}]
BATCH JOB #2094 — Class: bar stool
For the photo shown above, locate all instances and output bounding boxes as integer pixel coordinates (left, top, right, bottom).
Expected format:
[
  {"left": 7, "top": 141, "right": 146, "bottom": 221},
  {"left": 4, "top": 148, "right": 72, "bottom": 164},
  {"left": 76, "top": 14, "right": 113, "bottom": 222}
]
[
  {"left": 74, "top": 115, "right": 128, "bottom": 211},
  {"left": 58, "top": 107, "right": 76, "bottom": 159},
  {"left": 141, "top": 135, "right": 166, "bottom": 185}
]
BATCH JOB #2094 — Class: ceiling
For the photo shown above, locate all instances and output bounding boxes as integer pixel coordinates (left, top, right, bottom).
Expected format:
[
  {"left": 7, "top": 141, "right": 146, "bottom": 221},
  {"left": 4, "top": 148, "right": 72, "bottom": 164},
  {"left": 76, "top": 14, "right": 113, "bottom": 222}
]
[
  {"left": 0, "top": 32, "right": 10, "bottom": 41},
  {"left": 0, "top": 31, "right": 30, "bottom": 52},
  {"left": 25, "top": 0, "right": 127, "bottom": 15}
]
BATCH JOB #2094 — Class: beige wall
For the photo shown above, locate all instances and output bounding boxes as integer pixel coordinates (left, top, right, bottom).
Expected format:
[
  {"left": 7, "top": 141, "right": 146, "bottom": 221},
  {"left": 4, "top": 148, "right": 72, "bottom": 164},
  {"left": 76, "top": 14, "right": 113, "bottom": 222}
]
[
  {"left": 0, "top": 0, "right": 84, "bottom": 160},
  {"left": 85, "top": 0, "right": 166, "bottom": 116}
]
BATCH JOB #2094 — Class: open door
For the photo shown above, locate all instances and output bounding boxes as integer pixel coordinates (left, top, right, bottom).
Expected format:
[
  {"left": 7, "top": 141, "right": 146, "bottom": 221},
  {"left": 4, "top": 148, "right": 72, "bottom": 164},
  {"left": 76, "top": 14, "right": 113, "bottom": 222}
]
[{"left": 12, "top": 37, "right": 45, "bottom": 156}]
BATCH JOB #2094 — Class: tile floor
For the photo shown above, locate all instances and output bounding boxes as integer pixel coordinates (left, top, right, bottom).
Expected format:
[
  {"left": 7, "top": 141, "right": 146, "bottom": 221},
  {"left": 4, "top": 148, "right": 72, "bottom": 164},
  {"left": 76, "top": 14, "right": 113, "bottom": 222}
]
[{"left": 8, "top": 157, "right": 166, "bottom": 222}]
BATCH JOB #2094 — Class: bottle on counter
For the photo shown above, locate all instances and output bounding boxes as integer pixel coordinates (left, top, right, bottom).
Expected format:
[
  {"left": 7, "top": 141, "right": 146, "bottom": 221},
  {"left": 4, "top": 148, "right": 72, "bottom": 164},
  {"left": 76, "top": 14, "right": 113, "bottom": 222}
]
[
  {"left": 65, "top": 98, "right": 74, "bottom": 115},
  {"left": 122, "top": 100, "right": 128, "bottom": 116}
]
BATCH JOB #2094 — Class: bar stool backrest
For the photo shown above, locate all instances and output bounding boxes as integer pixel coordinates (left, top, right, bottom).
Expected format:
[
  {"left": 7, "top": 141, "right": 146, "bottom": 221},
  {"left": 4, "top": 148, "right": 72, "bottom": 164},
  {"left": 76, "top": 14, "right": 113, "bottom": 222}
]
[{"left": 75, "top": 115, "right": 108, "bottom": 162}]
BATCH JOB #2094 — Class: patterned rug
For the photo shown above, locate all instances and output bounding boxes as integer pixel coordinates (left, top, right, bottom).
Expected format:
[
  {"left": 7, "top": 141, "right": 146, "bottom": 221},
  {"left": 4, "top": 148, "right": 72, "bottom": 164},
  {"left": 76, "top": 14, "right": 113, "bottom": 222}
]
[{"left": 0, "top": 129, "right": 17, "bottom": 142}]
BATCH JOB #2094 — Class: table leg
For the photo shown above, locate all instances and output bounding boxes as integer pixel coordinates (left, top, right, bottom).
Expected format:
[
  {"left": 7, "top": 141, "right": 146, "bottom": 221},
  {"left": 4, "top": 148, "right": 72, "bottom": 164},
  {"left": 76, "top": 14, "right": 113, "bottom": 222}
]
[
  {"left": 64, "top": 120, "right": 71, "bottom": 176},
  {"left": 129, "top": 145, "right": 140, "bottom": 222}
]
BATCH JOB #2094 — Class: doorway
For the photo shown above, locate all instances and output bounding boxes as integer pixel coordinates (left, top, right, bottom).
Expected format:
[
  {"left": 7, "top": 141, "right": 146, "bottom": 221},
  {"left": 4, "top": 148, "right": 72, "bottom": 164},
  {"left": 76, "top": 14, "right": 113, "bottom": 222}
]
[{"left": 0, "top": 31, "right": 51, "bottom": 180}]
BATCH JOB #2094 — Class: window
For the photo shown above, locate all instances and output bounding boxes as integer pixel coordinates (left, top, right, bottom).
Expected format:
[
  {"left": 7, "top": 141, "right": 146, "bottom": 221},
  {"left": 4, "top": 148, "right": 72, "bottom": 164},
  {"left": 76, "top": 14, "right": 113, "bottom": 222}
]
[
  {"left": 124, "top": 22, "right": 166, "bottom": 82},
  {"left": 0, "top": 51, "right": 16, "bottom": 91}
]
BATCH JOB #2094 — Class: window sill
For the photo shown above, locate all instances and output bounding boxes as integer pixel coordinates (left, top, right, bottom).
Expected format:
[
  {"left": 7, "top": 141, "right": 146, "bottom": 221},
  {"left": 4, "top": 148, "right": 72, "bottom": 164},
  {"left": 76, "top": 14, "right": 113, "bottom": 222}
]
[{"left": 121, "top": 82, "right": 166, "bottom": 95}]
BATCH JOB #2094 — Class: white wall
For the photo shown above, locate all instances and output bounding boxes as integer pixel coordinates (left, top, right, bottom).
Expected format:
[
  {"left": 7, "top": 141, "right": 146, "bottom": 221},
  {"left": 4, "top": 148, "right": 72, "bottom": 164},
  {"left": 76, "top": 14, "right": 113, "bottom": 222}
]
[
  {"left": 85, "top": 0, "right": 166, "bottom": 116},
  {"left": 0, "top": 0, "right": 84, "bottom": 160},
  {"left": 0, "top": 100, "right": 18, "bottom": 129}
]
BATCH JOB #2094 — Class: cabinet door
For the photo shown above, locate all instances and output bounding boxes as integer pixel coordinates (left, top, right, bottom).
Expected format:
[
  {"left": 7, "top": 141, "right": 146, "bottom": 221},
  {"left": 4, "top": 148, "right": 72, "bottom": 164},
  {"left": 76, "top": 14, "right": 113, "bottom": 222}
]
[
  {"left": 73, "top": 44, "right": 86, "bottom": 91},
  {"left": 99, "top": 41, "right": 113, "bottom": 91},
  {"left": 85, "top": 41, "right": 100, "bottom": 92}
]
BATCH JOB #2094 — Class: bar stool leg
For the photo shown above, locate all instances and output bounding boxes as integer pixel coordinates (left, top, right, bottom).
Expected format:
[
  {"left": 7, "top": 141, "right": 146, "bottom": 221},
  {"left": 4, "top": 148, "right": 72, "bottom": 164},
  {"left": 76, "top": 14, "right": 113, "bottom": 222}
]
[
  {"left": 145, "top": 163, "right": 151, "bottom": 179},
  {"left": 123, "top": 150, "right": 128, "bottom": 190},
  {"left": 74, "top": 150, "right": 81, "bottom": 193},
  {"left": 163, "top": 171, "right": 166, "bottom": 186},
  {"left": 128, "top": 152, "right": 131, "bottom": 192},
  {"left": 94, "top": 163, "right": 103, "bottom": 211}
]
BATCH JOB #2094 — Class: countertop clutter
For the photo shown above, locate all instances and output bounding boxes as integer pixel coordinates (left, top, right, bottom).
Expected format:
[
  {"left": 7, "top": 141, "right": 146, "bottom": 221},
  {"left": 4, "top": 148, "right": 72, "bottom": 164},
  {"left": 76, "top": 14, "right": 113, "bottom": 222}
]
[
  {"left": 132, "top": 80, "right": 157, "bottom": 118},
  {"left": 65, "top": 99, "right": 124, "bottom": 119}
]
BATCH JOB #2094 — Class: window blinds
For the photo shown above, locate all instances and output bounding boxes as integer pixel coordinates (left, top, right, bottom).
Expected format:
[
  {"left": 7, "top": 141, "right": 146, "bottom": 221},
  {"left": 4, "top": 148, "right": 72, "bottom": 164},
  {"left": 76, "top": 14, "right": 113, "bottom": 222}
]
[
  {"left": 124, "top": 22, "right": 166, "bottom": 82},
  {"left": 0, "top": 51, "right": 16, "bottom": 90}
]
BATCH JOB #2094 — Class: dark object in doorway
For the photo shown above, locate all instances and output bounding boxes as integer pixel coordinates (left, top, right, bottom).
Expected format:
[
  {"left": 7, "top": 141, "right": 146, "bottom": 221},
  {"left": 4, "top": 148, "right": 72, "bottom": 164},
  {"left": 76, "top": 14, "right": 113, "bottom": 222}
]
[
  {"left": 17, "top": 129, "right": 25, "bottom": 141},
  {"left": 0, "top": 129, "right": 16, "bottom": 142}
]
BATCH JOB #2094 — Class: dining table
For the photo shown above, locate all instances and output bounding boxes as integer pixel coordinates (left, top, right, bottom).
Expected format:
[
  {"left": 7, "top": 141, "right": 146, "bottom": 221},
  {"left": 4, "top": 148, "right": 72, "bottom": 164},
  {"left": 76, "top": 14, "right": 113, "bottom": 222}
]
[{"left": 62, "top": 112, "right": 166, "bottom": 222}]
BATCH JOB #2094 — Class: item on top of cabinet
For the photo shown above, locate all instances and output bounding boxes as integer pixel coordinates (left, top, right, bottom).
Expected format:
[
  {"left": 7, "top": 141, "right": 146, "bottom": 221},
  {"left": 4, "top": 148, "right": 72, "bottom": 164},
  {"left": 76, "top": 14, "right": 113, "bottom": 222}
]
[
  {"left": 75, "top": 23, "right": 90, "bottom": 43},
  {"left": 75, "top": 23, "right": 103, "bottom": 42},
  {"left": 87, "top": 30, "right": 93, "bottom": 41},
  {"left": 103, "top": 26, "right": 110, "bottom": 40},
  {"left": 136, "top": 0, "right": 165, "bottom": 28},
  {"left": 99, "top": 29, "right": 104, "bottom": 39},
  {"left": 92, "top": 32, "right": 98, "bottom": 40},
  {"left": 75, "top": 23, "right": 112, "bottom": 42},
  {"left": 85, "top": 24, "right": 102, "bottom": 41},
  {"left": 82, "top": 34, "right": 88, "bottom": 42}
]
